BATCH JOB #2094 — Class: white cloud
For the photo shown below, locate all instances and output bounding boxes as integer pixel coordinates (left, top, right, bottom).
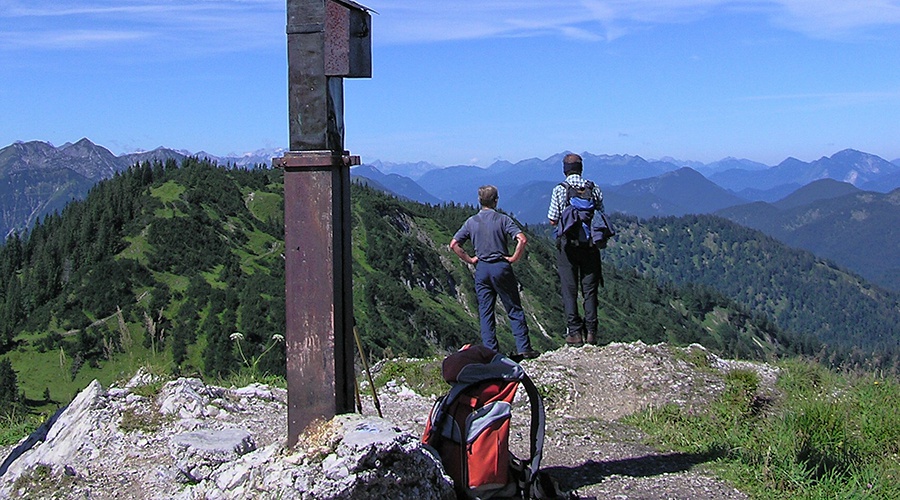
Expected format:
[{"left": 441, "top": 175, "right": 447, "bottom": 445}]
[
  {"left": 371, "top": 1, "right": 600, "bottom": 43},
  {"left": 771, "top": 0, "right": 900, "bottom": 37},
  {"left": 3, "top": 0, "right": 899, "bottom": 54},
  {"left": 0, "top": 30, "right": 146, "bottom": 50},
  {"left": 372, "top": 0, "right": 900, "bottom": 44},
  {"left": 1, "top": 0, "right": 283, "bottom": 54}
]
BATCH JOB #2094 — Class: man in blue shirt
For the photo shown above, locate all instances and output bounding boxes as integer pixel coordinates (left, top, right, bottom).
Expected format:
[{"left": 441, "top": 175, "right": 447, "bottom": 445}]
[
  {"left": 450, "top": 185, "right": 538, "bottom": 359},
  {"left": 547, "top": 153, "right": 606, "bottom": 347}
]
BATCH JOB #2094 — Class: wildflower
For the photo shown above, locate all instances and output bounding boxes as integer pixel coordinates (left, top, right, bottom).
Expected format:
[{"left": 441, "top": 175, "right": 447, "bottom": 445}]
[
  {"left": 230, "top": 332, "right": 244, "bottom": 341},
  {"left": 272, "top": 334, "right": 285, "bottom": 343}
]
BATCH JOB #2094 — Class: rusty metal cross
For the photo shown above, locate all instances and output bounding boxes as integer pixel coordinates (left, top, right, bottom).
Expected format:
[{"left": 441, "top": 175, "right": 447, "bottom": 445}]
[{"left": 275, "top": 0, "right": 371, "bottom": 447}]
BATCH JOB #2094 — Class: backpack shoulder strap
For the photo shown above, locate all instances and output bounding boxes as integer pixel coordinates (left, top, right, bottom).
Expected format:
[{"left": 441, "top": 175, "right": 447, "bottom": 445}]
[
  {"left": 520, "top": 372, "right": 545, "bottom": 489},
  {"left": 559, "top": 181, "right": 574, "bottom": 206},
  {"left": 422, "top": 381, "right": 473, "bottom": 445}
]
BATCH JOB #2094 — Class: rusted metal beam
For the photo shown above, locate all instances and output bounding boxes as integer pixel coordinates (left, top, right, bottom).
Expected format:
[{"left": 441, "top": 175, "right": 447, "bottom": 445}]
[
  {"left": 282, "top": 152, "right": 355, "bottom": 446},
  {"left": 275, "top": 151, "right": 360, "bottom": 168},
  {"left": 280, "top": 0, "right": 370, "bottom": 447}
]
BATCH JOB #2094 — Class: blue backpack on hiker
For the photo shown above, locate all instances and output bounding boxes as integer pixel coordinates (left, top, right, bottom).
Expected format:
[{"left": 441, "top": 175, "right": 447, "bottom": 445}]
[{"left": 558, "top": 181, "right": 615, "bottom": 248}]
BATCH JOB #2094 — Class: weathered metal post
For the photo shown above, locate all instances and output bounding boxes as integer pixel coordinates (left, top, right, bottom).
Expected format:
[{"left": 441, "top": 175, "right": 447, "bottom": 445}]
[{"left": 276, "top": 0, "right": 371, "bottom": 447}]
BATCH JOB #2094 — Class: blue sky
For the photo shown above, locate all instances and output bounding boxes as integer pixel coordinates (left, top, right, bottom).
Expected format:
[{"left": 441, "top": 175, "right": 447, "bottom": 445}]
[{"left": 2, "top": 1, "right": 899, "bottom": 167}]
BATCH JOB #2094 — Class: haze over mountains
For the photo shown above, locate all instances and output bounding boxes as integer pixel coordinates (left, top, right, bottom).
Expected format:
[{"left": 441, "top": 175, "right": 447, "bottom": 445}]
[
  {"left": 716, "top": 182, "right": 900, "bottom": 292},
  {"left": 355, "top": 149, "right": 900, "bottom": 221},
  {"left": 0, "top": 139, "right": 281, "bottom": 238},
  {"left": 2, "top": 139, "right": 898, "bottom": 292},
  {"left": 354, "top": 149, "right": 900, "bottom": 292}
]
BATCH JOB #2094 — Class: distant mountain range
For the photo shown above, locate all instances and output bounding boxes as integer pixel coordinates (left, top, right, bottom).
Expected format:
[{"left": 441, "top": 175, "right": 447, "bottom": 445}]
[
  {"left": 351, "top": 149, "right": 899, "bottom": 293},
  {"left": 350, "top": 165, "right": 441, "bottom": 205},
  {"left": 352, "top": 149, "right": 900, "bottom": 223},
  {"left": 0, "top": 139, "right": 280, "bottom": 237},
  {"left": 2, "top": 139, "right": 898, "bottom": 292},
  {"left": 607, "top": 167, "right": 748, "bottom": 217},
  {"left": 716, "top": 180, "right": 900, "bottom": 292},
  {"left": 709, "top": 150, "right": 897, "bottom": 193}
]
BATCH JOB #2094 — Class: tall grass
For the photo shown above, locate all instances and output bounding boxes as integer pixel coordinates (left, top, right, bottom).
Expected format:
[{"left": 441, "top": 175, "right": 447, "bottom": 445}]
[
  {"left": 626, "top": 358, "right": 900, "bottom": 499},
  {"left": 368, "top": 357, "right": 445, "bottom": 397},
  {"left": 0, "top": 408, "right": 45, "bottom": 447}
]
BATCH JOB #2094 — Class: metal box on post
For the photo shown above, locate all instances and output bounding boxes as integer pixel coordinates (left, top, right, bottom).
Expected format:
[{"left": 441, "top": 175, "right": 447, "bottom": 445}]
[{"left": 325, "top": 0, "right": 371, "bottom": 78}]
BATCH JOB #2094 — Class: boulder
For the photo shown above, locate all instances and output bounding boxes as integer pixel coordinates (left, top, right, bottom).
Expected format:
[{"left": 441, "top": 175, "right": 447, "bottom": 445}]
[{"left": 0, "top": 376, "right": 453, "bottom": 500}]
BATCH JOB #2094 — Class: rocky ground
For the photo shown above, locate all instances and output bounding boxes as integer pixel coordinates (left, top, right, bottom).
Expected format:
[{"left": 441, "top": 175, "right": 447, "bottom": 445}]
[
  {"left": 365, "top": 341, "right": 780, "bottom": 500},
  {"left": 0, "top": 341, "right": 779, "bottom": 499}
]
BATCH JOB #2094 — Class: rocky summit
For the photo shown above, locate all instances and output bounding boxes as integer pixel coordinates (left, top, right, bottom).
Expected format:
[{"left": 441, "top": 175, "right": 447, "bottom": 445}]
[
  {"left": 0, "top": 372, "right": 452, "bottom": 499},
  {"left": 0, "top": 342, "right": 771, "bottom": 499}
]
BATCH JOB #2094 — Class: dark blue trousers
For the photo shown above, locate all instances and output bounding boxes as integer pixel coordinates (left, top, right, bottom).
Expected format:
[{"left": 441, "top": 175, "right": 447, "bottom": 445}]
[
  {"left": 474, "top": 260, "right": 531, "bottom": 353},
  {"left": 557, "top": 243, "right": 601, "bottom": 338}
]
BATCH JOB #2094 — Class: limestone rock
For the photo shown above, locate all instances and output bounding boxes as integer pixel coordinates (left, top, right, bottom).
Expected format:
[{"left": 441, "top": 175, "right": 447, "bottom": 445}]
[
  {"left": 0, "top": 375, "right": 452, "bottom": 500},
  {"left": 171, "top": 428, "right": 256, "bottom": 482},
  {"left": 0, "top": 342, "right": 761, "bottom": 499}
]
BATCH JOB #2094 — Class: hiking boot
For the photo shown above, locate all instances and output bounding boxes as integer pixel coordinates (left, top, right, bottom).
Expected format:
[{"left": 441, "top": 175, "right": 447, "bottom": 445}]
[
  {"left": 585, "top": 332, "right": 597, "bottom": 345},
  {"left": 509, "top": 350, "right": 540, "bottom": 362},
  {"left": 565, "top": 334, "right": 584, "bottom": 347}
]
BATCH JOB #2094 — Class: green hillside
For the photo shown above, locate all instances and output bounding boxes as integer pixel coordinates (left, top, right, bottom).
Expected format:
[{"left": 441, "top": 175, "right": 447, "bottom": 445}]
[
  {"left": 0, "top": 159, "right": 816, "bottom": 420},
  {"left": 602, "top": 213, "right": 900, "bottom": 370},
  {"left": 716, "top": 188, "right": 900, "bottom": 292},
  {"left": 351, "top": 188, "right": 811, "bottom": 362}
]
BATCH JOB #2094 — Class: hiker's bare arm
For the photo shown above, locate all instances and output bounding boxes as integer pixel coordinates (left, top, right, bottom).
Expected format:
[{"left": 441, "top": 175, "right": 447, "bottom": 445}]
[
  {"left": 549, "top": 219, "right": 557, "bottom": 226},
  {"left": 507, "top": 233, "right": 527, "bottom": 263},
  {"left": 449, "top": 239, "right": 477, "bottom": 265}
]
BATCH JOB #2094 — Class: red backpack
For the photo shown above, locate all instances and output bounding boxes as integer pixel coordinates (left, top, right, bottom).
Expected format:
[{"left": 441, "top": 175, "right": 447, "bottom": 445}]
[{"left": 422, "top": 345, "right": 546, "bottom": 499}]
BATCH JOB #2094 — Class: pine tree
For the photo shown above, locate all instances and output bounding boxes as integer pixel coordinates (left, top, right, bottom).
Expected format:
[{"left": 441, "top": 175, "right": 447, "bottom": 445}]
[{"left": 0, "top": 358, "right": 21, "bottom": 414}]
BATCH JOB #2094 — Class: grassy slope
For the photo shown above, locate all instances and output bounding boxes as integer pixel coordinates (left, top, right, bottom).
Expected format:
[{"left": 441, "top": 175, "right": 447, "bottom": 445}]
[
  {"left": 2, "top": 164, "right": 823, "bottom": 420},
  {"left": 7, "top": 165, "right": 287, "bottom": 416}
]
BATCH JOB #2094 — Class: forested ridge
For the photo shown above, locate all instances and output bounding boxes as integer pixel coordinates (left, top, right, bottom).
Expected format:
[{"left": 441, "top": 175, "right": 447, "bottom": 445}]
[
  {"left": 351, "top": 186, "right": 818, "bottom": 362},
  {"left": 0, "top": 158, "right": 286, "bottom": 374},
  {"left": 717, "top": 188, "right": 900, "bottom": 292},
  {"left": 0, "top": 158, "right": 871, "bottom": 415},
  {"left": 602, "top": 213, "right": 900, "bottom": 370}
]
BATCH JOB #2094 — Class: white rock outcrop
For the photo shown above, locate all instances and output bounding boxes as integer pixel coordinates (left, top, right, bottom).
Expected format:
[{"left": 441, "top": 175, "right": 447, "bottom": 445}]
[{"left": 0, "top": 375, "right": 453, "bottom": 499}]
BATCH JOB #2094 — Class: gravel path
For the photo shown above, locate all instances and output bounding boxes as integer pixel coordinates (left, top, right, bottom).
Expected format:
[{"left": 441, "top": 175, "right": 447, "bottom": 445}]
[
  {"left": 0, "top": 341, "right": 772, "bottom": 499},
  {"left": 362, "top": 341, "right": 776, "bottom": 499}
]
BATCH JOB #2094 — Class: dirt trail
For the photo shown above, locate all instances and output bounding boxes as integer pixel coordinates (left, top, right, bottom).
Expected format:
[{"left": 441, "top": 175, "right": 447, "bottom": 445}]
[{"left": 363, "top": 342, "right": 776, "bottom": 499}]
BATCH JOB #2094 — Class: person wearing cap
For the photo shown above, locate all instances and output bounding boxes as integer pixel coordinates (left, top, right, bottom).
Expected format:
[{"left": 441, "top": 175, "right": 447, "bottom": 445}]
[
  {"left": 449, "top": 185, "right": 539, "bottom": 360},
  {"left": 547, "top": 153, "right": 606, "bottom": 347}
]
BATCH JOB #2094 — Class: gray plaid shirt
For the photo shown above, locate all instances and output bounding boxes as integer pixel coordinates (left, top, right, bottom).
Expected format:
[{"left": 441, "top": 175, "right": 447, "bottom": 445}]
[{"left": 547, "top": 174, "right": 605, "bottom": 222}]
